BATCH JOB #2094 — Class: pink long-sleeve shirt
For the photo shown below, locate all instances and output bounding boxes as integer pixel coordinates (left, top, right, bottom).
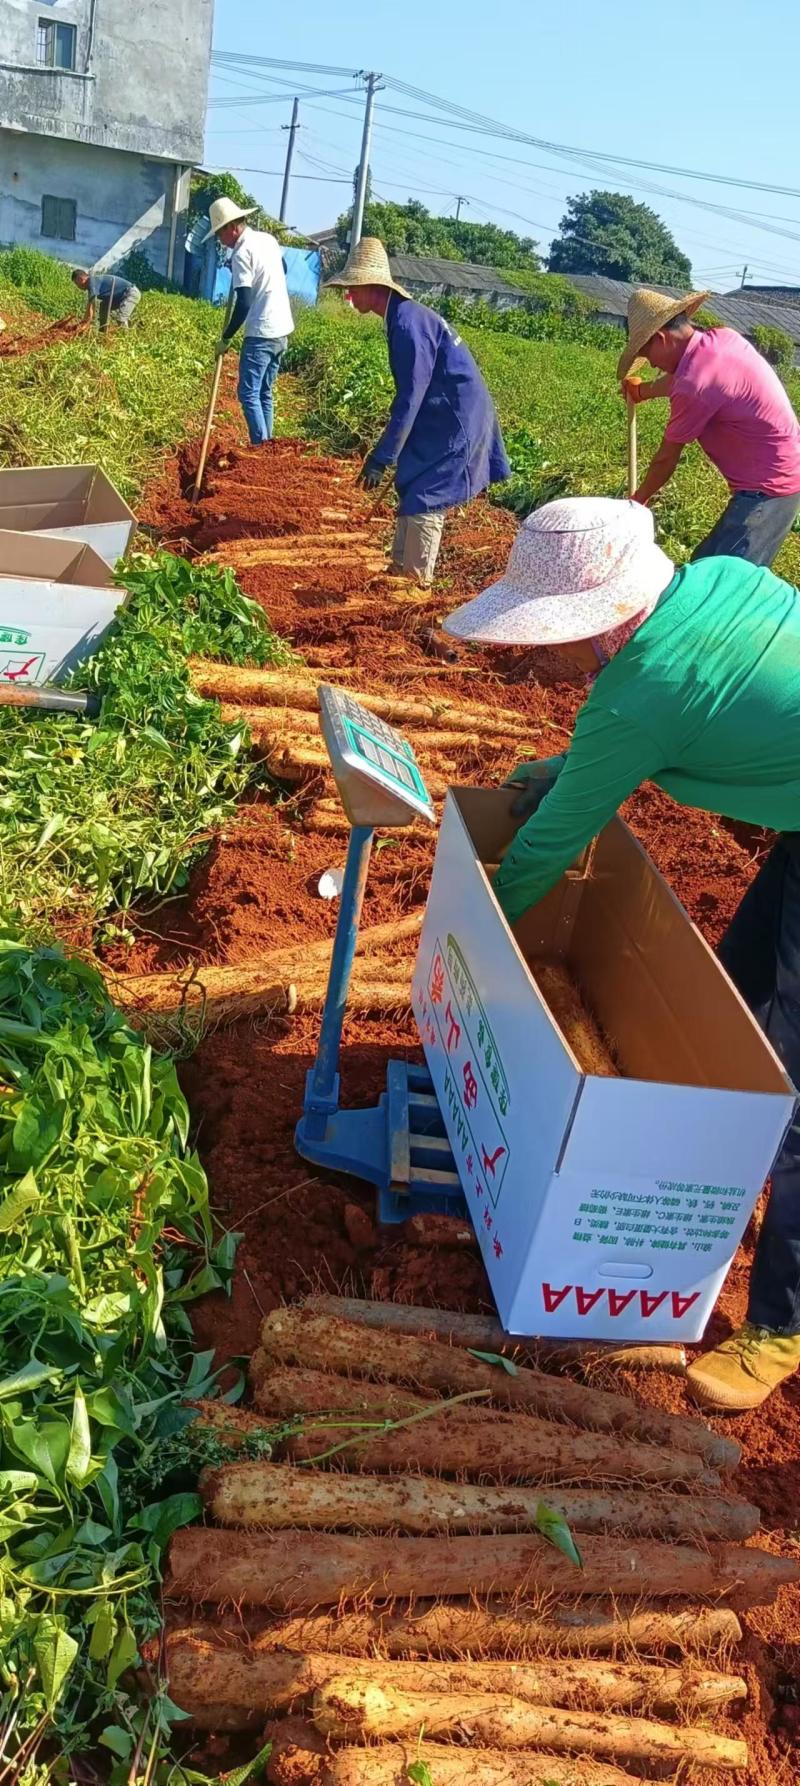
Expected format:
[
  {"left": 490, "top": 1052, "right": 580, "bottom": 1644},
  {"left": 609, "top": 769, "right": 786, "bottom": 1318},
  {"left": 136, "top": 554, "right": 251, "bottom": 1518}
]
[{"left": 664, "top": 327, "right": 800, "bottom": 496}]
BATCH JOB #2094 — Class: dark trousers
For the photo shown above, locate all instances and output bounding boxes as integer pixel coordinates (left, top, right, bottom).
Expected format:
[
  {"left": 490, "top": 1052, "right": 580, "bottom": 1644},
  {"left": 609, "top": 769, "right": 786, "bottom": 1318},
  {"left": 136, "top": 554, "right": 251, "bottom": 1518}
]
[
  {"left": 692, "top": 488, "right": 800, "bottom": 568},
  {"left": 718, "top": 834, "right": 800, "bottom": 1333}
]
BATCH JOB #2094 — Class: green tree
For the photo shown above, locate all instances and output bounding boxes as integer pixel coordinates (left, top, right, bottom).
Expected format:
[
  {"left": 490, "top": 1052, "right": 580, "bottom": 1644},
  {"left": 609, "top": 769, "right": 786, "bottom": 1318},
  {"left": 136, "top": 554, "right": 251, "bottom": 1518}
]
[
  {"left": 549, "top": 191, "right": 692, "bottom": 285},
  {"left": 335, "top": 198, "right": 540, "bottom": 269},
  {"left": 189, "top": 171, "right": 307, "bottom": 247}
]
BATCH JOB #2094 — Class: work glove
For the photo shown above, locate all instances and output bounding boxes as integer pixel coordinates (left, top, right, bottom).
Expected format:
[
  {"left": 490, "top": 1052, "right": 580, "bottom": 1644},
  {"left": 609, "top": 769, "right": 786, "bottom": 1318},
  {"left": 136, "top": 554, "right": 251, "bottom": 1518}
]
[
  {"left": 358, "top": 456, "right": 385, "bottom": 491},
  {"left": 621, "top": 375, "right": 644, "bottom": 405},
  {"left": 503, "top": 755, "right": 565, "bottom": 820},
  {"left": 215, "top": 337, "right": 230, "bottom": 359}
]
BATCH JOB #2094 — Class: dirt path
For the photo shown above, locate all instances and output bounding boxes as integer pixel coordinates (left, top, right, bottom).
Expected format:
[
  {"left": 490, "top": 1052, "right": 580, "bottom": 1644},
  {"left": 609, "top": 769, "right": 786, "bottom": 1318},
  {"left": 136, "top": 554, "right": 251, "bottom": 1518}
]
[{"left": 132, "top": 423, "right": 799, "bottom": 1786}]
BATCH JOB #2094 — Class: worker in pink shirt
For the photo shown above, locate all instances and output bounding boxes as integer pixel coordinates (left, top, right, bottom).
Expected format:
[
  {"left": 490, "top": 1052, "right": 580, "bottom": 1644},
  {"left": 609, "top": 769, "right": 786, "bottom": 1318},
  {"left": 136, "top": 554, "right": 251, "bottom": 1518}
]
[{"left": 619, "top": 288, "right": 800, "bottom": 564}]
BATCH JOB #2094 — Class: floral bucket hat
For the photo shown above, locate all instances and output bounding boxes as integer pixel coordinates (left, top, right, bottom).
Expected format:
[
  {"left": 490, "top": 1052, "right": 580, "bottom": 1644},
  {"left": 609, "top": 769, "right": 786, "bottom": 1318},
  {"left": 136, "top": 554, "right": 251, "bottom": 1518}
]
[{"left": 445, "top": 496, "right": 675, "bottom": 647}]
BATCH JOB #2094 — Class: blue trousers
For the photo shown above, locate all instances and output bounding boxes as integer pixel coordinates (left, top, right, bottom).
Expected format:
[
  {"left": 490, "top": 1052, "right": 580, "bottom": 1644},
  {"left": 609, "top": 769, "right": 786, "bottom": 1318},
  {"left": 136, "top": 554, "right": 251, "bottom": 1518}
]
[
  {"left": 692, "top": 488, "right": 800, "bottom": 568},
  {"left": 718, "top": 834, "right": 800, "bottom": 1333},
  {"left": 238, "top": 336, "right": 287, "bottom": 445}
]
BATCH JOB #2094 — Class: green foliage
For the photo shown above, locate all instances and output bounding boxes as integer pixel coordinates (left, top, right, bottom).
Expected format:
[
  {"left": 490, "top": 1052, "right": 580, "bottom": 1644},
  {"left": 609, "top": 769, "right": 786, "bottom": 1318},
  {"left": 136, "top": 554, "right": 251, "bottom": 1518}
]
[
  {"left": 283, "top": 301, "right": 394, "bottom": 451},
  {"left": 336, "top": 197, "right": 540, "bottom": 269},
  {"left": 0, "top": 246, "right": 81, "bottom": 320},
  {"left": 433, "top": 292, "right": 622, "bottom": 353},
  {"left": 0, "top": 551, "right": 294, "bottom": 941},
  {"left": 751, "top": 322, "right": 795, "bottom": 378},
  {"left": 116, "top": 245, "right": 181, "bottom": 295},
  {"left": 0, "top": 938, "right": 227, "bottom": 1774},
  {"left": 0, "top": 285, "right": 221, "bottom": 505},
  {"left": 549, "top": 190, "right": 692, "bottom": 285}
]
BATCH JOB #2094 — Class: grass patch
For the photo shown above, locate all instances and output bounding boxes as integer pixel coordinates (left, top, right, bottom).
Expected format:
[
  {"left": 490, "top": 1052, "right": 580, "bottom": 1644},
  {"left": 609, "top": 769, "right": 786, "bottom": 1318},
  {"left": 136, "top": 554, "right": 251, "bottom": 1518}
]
[{"left": 0, "top": 250, "right": 220, "bottom": 506}]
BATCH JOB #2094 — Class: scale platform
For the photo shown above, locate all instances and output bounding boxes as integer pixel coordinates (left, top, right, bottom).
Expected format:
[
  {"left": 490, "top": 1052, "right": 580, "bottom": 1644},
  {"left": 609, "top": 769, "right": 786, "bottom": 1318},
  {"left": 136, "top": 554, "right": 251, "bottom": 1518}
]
[{"left": 294, "top": 685, "right": 466, "bottom": 1225}]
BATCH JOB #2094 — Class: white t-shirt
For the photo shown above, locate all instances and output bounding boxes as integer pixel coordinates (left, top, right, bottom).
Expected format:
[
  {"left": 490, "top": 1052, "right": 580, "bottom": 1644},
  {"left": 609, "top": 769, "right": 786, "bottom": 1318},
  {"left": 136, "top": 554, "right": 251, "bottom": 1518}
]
[{"left": 230, "top": 228, "right": 295, "bottom": 340}]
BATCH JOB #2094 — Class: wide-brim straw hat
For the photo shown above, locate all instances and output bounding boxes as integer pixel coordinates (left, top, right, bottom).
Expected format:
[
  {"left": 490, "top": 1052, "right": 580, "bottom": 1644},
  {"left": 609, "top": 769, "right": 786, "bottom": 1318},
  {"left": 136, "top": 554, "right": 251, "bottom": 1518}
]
[
  {"left": 326, "top": 237, "right": 410, "bottom": 298},
  {"left": 202, "top": 196, "right": 257, "bottom": 244},
  {"left": 617, "top": 286, "right": 711, "bottom": 381},
  {"left": 444, "top": 497, "right": 675, "bottom": 648}
]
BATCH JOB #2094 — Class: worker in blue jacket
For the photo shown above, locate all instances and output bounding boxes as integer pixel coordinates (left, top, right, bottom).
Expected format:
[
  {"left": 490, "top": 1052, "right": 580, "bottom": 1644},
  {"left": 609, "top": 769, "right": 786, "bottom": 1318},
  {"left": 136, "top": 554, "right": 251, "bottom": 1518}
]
[{"left": 328, "top": 239, "right": 510, "bottom": 585}]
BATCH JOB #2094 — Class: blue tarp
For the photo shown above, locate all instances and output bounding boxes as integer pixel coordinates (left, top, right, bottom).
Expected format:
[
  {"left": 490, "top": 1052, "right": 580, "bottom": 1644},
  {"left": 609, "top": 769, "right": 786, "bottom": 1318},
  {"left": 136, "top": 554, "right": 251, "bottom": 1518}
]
[
  {"left": 282, "top": 247, "right": 321, "bottom": 306},
  {"left": 184, "top": 239, "right": 321, "bottom": 309}
]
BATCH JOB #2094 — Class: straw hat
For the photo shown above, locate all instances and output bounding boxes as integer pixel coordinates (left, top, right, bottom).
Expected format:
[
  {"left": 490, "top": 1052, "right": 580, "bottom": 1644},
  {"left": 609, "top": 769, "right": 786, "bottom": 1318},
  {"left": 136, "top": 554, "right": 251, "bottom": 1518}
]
[
  {"left": 444, "top": 497, "right": 675, "bottom": 648},
  {"left": 202, "top": 196, "right": 257, "bottom": 243},
  {"left": 617, "top": 286, "right": 711, "bottom": 381},
  {"left": 326, "top": 237, "right": 410, "bottom": 298}
]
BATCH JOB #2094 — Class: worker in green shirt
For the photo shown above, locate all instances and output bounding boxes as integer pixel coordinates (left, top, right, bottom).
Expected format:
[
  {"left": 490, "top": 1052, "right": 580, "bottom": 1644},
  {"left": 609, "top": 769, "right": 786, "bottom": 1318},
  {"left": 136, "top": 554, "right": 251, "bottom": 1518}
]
[{"left": 446, "top": 495, "right": 800, "bottom": 1415}]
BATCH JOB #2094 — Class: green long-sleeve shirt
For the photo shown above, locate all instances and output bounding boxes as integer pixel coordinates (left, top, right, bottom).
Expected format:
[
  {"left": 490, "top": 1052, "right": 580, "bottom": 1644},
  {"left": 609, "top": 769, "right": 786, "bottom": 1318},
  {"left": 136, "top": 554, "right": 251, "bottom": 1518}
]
[{"left": 493, "top": 556, "right": 800, "bottom": 926}]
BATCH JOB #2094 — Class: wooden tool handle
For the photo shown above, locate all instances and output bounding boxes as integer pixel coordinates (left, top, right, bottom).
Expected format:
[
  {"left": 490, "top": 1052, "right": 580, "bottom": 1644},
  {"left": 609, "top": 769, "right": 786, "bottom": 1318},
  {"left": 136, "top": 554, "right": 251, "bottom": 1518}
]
[
  {"left": 191, "top": 290, "right": 235, "bottom": 505},
  {"left": 627, "top": 395, "right": 638, "bottom": 499}
]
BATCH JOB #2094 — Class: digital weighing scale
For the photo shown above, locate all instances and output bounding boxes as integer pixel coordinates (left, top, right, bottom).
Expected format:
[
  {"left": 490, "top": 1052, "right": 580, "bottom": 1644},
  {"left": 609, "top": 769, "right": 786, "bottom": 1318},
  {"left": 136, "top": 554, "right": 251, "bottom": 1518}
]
[{"left": 294, "top": 685, "right": 465, "bottom": 1223}]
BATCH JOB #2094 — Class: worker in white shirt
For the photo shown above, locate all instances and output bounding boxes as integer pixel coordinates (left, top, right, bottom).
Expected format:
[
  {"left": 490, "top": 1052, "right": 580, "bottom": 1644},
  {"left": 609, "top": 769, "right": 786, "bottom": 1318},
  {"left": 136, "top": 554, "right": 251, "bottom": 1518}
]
[{"left": 204, "top": 198, "right": 295, "bottom": 446}]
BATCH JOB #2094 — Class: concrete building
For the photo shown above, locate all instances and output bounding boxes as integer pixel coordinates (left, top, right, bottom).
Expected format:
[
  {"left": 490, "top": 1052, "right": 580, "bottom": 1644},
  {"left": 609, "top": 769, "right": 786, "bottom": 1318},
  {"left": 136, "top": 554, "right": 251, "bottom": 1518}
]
[{"left": 0, "top": 0, "right": 214, "bottom": 279}]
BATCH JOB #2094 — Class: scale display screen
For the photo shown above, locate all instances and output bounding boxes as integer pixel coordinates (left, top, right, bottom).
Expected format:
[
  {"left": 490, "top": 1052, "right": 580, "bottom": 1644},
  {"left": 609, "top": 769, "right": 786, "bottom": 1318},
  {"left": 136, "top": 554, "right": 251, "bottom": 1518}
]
[{"left": 318, "top": 685, "right": 436, "bottom": 828}]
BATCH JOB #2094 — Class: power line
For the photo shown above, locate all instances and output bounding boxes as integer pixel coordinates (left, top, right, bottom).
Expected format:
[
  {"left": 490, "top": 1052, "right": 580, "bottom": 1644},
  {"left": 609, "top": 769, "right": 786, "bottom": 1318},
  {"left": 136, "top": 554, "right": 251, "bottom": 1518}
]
[
  {"left": 206, "top": 58, "right": 800, "bottom": 283},
  {"left": 213, "top": 56, "right": 800, "bottom": 202}
]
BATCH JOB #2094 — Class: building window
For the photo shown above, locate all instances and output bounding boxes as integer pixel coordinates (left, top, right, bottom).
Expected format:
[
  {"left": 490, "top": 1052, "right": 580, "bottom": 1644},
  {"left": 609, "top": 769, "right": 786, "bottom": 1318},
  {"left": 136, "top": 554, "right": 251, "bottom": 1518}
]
[
  {"left": 37, "top": 18, "right": 77, "bottom": 70},
  {"left": 41, "top": 195, "right": 77, "bottom": 242}
]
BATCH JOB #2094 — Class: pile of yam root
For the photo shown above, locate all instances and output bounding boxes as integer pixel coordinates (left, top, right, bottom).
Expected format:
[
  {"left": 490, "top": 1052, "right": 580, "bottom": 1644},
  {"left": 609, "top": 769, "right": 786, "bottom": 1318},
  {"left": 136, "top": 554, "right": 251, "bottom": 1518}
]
[{"left": 164, "top": 1296, "right": 799, "bottom": 1783}]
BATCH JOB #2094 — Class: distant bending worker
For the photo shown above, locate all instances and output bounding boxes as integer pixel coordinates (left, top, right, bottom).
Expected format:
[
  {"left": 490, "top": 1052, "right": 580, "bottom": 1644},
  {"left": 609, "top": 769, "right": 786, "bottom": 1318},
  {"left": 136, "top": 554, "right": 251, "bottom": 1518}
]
[
  {"left": 206, "top": 197, "right": 295, "bottom": 447},
  {"left": 72, "top": 268, "right": 141, "bottom": 332},
  {"left": 619, "top": 287, "right": 800, "bottom": 565},
  {"left": 327, "top": 238, "right": 510, "bottom": 586}
]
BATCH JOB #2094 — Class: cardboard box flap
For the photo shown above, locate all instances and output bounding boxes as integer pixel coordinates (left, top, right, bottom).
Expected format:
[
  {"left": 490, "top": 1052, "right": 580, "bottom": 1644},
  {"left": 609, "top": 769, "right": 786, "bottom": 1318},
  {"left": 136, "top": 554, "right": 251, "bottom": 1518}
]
[
  {"left": 568, "top": 822, "right": 792, "bottom": 1095},
  {"left": 0, "top": 532, "right": 114, "bottom": 592},
  {"left": 0, "top": 466, "right": 135, "bottom": 530},
  {"left": 560, "top": 1075, "right": 794, "bottom": 1180}
]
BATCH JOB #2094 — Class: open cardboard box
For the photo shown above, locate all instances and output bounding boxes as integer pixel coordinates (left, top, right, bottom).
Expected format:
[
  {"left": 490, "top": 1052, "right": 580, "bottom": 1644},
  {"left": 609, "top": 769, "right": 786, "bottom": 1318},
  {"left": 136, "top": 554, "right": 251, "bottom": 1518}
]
[
  {"left": 412, "top": 788, "right": 796, "bottom": 1340},
  {"left": 0, "top": 466, "right": 136, "bottom": 567},
  {"left": 0, "top": 532, "right": 124, "bottom": 684}
]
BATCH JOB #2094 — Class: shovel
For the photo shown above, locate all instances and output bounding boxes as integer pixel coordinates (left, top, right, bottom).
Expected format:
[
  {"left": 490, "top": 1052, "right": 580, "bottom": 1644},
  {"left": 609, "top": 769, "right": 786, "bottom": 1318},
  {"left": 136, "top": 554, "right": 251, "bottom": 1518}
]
[{"left": 192, "top": 290, "right": 235, "bottom": 504}]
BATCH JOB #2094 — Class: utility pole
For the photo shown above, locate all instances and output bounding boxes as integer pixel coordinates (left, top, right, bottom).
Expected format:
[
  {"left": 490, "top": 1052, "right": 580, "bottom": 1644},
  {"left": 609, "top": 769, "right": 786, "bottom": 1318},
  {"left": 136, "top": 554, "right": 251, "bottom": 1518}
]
[
  {"left": 455, "top": 195, "right": 468, "bottom": 222},
  {"left": 351, "top": 71, "right": 382, "bottom": 247},
  {"left": 279, "top": 98, "right": 300, "bottom": 224},
  {"left": 739, "top": 263, "right": 749, "bottom": 289}
]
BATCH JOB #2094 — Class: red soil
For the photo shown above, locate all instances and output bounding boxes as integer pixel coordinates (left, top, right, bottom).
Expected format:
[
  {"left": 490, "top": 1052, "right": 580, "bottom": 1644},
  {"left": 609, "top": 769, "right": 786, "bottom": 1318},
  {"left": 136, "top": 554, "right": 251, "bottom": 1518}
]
[
  {"left": 135, "top": 419, "right": 797, "bottom": 1785},
  {"left": 0, "top": 314, "right": 83, "bottom": 358}
]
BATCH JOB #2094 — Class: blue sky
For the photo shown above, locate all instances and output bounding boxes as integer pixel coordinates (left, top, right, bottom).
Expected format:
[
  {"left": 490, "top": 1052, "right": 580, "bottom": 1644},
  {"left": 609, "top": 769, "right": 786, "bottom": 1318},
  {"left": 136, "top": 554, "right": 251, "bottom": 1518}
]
[{"left": 205, "top": 0, "right": 800, "bottom": 291}]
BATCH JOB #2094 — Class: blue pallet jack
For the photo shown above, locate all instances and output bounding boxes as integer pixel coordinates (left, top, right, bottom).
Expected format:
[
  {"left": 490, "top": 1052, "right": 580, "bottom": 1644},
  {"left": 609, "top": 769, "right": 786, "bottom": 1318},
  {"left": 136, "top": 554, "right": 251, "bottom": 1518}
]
[{"left": 295, "top": 685, "right": 466, "bottom": 1224}]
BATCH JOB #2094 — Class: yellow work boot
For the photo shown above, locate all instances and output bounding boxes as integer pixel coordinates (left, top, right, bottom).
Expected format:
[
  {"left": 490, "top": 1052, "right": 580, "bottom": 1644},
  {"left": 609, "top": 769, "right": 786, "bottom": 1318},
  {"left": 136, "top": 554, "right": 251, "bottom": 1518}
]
[{"left": 687, "top": 1321, "right": 800, "bottom": 1413}]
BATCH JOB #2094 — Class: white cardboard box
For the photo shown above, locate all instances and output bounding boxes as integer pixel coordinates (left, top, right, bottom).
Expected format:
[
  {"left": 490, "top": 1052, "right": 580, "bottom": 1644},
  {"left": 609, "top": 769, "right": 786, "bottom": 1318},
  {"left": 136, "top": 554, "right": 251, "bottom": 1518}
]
[
  {"left": 412, "top": 789, "right": 796, "bottom": 1341},
  {"left": 0, "top": 532, "right": 124, "bottom": 684},
  {"left": 0, "top": 466, "right": 136, "bottom": 567}
]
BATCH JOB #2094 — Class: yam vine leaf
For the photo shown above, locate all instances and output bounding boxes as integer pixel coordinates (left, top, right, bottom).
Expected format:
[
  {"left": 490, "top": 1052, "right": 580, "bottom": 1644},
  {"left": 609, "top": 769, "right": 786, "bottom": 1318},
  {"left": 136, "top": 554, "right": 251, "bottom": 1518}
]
[
  {"left": 535, "top": 1500, "right": 584, "bottom": 1571},
  {"left": 467, "top": 1348, "right": 519, "bottom": 1377}
]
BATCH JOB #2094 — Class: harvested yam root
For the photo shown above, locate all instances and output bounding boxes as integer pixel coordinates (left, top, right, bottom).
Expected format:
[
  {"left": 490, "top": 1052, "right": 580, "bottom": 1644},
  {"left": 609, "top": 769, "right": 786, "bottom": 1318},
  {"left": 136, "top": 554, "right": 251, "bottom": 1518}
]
[
  {"left": 530, "top": 960, "right": 619, "bottom": 1077},
  {"left": 258, "top": 1308, "right": 739, "bottom": 1471},
  {"left": 200, "top": 1458, "right": 759, "bottom": 1543},
  {"left": 167, "top": 1528, "right": 797, "bottom": 1610},
  {"left": 268, "top": 1734, "right": 655, "bottom": 1786},
  {"left": 253, "top": 1362, "right": 723, "bottom": 1486},
  {"left": 299, "top": 1293, "right": 687, "bottom": 1372},
  {"left": 313, "top": 1677, "right": 748, "bottom": 1769},
  {"left": 200, "top": 1600, "right": 743, "bottom": 1660},
  {"left": 164, "top": 1625, "right": 747, "bottom": 1719}
]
